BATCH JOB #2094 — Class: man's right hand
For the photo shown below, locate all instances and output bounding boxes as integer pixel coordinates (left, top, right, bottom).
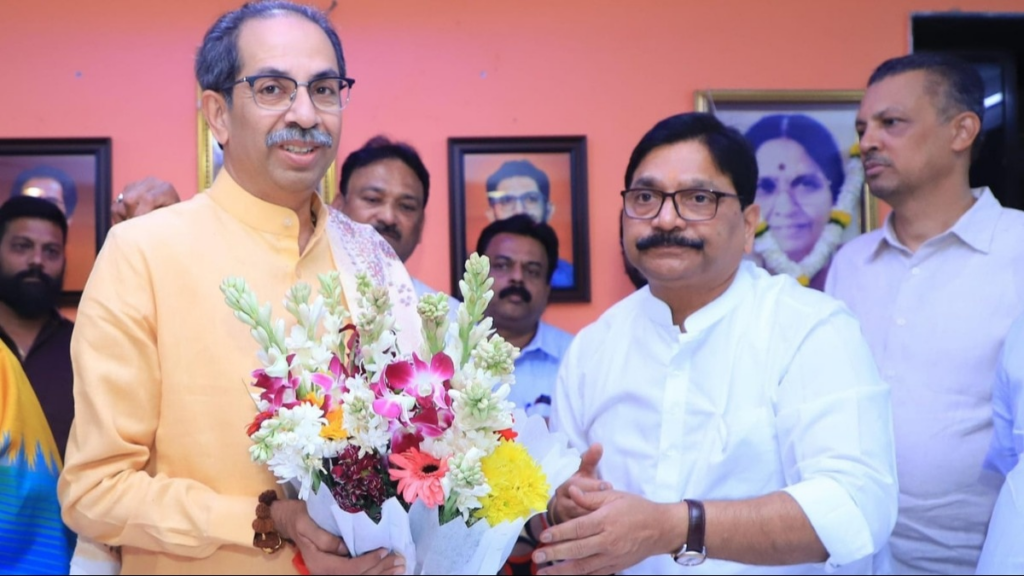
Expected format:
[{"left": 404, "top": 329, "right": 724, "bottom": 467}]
[
  {"left": 271, "top": 499, "right": 405, "bottom": 575},
  {"left": 549, "top": 444, "right": 609, "bottom": 525}
]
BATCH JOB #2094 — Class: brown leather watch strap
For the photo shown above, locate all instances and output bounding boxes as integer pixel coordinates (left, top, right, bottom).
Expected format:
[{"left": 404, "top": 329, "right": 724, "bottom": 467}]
[{"left": 684, "top": 499, "right": 705, "bottom": 554}]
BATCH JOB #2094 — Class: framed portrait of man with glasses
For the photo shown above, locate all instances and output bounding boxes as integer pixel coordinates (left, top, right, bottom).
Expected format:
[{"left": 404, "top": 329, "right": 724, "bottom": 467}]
[
  {"left": 196, "top": 82, "right": 341, "bottom": 202},
  {"left": 448, "top": 136, "right": 590, "bottom": 303},
  {"left": 695, "top": 90, "right": 882, "bottom": 291}
]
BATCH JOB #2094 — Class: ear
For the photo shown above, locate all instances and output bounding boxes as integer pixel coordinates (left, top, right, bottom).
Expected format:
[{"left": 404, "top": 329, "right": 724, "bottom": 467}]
[
  {"left": 201, "top": 90, "right": 231, "bottom": 149},
  {"left": 485, "top": 207, "right": 497, "bottom": 223},
  {"left": 330, "top": 192, "right": 345, "bottom": 211},
  {"left": 949, "top": 110, "right": 982, "bottom": 155},
  {"left": 742, "top": 203, "right": 761, "bottom": 254},
  {"left": 546, "top": 202, "right": 556, "bottom": 221}
]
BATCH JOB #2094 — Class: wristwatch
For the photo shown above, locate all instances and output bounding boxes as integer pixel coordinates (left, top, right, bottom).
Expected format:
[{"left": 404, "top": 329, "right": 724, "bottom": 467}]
[{"left": 672, "top": 499, "right": 707, "bottom": 566}]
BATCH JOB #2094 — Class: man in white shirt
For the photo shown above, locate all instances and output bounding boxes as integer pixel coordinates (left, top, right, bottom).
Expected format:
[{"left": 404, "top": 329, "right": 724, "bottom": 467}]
[
  {"left": 976, "top": 314, "right": 1024, "bottom": 575},
  {"left": 534, "top": 112, "right": 897, "bottom": 575},
  {"left": 826, "top": 53, "right": 1024, "bottom": 575}
]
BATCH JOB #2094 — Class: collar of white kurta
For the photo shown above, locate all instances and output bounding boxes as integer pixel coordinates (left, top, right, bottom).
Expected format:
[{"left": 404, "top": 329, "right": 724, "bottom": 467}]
[
  {"left": 639, "top": 260, "right": 757, "bottom": 336},
  {"left": 875, "top": 186, "right": 1000, "bottom": 257},
  {"left": 323, "top": 208, "right": 423, "bottom": 354}
]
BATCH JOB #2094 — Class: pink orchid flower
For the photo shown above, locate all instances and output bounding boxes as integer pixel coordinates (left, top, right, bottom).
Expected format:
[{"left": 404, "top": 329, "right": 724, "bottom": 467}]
[
  {"left": 410, "top": 403, "right": 454, "bottom": 438},
  {"left": 251, "top": 369, "right": 291, "bottom": 410},
  {"left": 383, "top": 353, "right": 454, "bottom": 409}
]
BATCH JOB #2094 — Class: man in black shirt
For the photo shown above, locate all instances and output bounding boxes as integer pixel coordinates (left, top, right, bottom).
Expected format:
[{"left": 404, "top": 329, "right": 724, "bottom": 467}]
[{"left": 0, "top": 196, "right": 74, "bottom": 458}]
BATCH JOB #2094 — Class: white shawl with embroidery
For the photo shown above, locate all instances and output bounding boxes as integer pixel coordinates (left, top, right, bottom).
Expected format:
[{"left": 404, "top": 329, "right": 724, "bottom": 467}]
[{"left": 323, "top": 207, "right": 423, "bottom": 354}]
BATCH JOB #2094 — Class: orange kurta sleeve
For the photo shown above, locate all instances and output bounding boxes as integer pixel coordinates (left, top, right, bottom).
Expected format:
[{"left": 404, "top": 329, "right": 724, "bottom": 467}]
[{"left": 58, "top": 224, "right": 254, "bottom": 558}]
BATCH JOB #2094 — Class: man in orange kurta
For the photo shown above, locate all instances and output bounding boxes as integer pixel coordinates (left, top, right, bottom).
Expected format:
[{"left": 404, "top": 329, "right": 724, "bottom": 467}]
[{"left": 57, "top": 3, "right": 415, "bottom": 574}]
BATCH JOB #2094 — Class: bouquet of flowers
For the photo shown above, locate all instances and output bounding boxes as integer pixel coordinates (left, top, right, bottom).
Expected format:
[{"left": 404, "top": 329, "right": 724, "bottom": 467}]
[{"left": 220, "top": 254, "right": 579, "bottom": 574}]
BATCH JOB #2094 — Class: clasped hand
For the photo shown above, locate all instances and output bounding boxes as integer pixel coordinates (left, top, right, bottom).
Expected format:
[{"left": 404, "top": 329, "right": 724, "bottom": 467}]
[{"left": 534, "top": 444, "right": 687, "bottom": 575}]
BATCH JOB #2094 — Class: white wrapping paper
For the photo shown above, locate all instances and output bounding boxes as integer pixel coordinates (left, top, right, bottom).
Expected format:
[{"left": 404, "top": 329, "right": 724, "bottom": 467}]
[{"left": 304, "top": 411, "right": 581, "bottom": 574}]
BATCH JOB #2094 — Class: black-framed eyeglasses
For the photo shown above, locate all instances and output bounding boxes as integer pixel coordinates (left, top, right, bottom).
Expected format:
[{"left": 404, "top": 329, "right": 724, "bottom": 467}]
[
  {"left": 621, "top": 187, "right": 740, "bottom": 221},
  {"left": 229, "top": 74, "right": 355, "bottom": 112}
]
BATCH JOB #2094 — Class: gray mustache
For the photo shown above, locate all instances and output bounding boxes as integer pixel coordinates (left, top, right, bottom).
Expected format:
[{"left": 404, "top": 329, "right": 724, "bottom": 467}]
[
  {"left": 862, "top": 152, "right": 890, "bottom": 167},
  {"left": 266, "top": 127, "right": 334, "bottom": 149}
]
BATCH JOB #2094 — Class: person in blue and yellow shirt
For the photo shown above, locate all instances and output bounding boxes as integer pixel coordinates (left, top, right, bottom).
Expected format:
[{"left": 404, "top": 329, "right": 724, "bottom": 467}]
[{"left": 0, "top": 339, "right": 74, "bottom": 574}]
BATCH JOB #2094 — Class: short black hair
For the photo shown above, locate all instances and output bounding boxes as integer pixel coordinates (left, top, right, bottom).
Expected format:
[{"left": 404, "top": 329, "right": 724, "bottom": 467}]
[
  {"left": 339, "top": 135, "right": 430, "bottom": 207},
  {"left": 0, "top": 196, "right": 69, "bottom": 245},
  {"left": 11, "top": 165, "right": 78, "bottom": 217},
  {"left": 868, "top": 53, "right": 985, "bottom": 157},
  {"left": 195, "top": 1, "right": 346, "bottom": 106},
  {"left": 486, "top": 160, "right": 550, "bottom": 201},
  {"left": 625, "top": 112, "right": 758, "bottom": 209},
  {"left": 475, "top": 214, "right": 560, "bottom": 284},
  {"left": 869, "top": 52, "right": 984, "bottom": 121}
]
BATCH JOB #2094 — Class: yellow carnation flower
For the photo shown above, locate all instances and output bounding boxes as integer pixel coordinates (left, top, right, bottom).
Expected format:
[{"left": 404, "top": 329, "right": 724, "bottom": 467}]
[{"left": 474, "top": 441, "right": 549, "bottom": 526}]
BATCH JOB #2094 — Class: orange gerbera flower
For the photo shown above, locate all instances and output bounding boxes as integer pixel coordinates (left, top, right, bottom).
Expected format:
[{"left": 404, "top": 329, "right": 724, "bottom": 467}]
[{"left": 388, "top": 448, "right": 448, "bottom": 507}]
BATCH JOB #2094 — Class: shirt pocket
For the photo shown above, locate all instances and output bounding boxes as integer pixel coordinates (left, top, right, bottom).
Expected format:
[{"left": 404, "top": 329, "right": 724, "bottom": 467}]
[{"left": 698, "top": 406, "right": 783, "bottom": 497}]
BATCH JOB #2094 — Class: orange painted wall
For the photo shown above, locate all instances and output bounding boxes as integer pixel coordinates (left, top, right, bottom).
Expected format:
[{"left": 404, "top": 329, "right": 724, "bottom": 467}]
[{"left": 2, "top": 0, "right": 1021, "bottom": 333}]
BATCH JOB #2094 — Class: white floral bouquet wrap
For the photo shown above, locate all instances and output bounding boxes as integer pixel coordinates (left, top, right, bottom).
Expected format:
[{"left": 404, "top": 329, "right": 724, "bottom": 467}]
[{"left": 222, "top": 254, "right": 580, "bottom": 574}]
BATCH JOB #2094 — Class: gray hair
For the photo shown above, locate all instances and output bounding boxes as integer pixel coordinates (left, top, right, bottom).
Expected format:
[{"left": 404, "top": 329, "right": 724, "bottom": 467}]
[{"left": 195, "top": 1, "right": 346, "bottom": 106}]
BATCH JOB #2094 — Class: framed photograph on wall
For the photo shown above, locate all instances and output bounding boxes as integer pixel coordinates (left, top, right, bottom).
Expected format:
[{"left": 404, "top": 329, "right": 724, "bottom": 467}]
[
  {"left": 695, "top": 90, "right": 880, "bottom": 290},
  {"left": 0, "top": 138, "right": 112, "bottom": 305},
  {"left": 197, "top": 102, "right": 338, "bottom": 203},
  {"left": 448, "top": 136, "right": 590, "bottom": 303}
]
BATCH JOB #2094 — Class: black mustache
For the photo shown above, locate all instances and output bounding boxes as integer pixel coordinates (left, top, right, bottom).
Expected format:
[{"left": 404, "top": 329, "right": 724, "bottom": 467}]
[
  {"left": 16, "top": 268, "right": 53, "bottom": 283},
  {"left": 374, "top": 223, "right": 402, "bottom": 242},
  {"left": 635, "top": 232, "right": 704, "bottom": 251},
  {"left": 498, "top": 285, "right": 532, "bottom": 303}
]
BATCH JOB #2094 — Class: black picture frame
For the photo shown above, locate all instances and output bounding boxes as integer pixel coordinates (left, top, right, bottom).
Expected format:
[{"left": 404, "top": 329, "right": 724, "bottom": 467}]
[
  {"left": 448, "top": 136, "right": 590, "bottom": 303},
  {"left": 0, "top": 138, "right": 113, "bottom": 306}
]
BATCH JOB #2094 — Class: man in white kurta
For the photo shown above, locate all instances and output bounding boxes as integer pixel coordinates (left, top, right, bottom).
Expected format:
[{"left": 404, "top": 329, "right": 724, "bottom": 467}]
[
  {"left": 826, "top": 54, "right": 1024, "bottom": 574},
  {"left": 976, "top": 314, "right": 1024, "bottom": 575},
  {"left": 534, "top": 113, "right": 897, "bottom": 575}
]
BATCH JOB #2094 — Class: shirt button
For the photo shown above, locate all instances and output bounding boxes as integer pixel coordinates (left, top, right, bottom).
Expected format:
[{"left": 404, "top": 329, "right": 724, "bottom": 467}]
[
  {"left": 896, "top": 318, "right": 906, "bottom": 326},
  {"left": 283, "top": 217, "right": 294, "bottom": 227},
  {"left": 911, "top": 267, "right": 921, "bottom": 275}
]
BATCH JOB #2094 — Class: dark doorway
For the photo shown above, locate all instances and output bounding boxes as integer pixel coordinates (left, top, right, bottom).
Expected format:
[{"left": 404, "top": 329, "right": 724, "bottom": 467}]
[{"left": 913, "top": 13, "right": 1024, "bottom": 210}]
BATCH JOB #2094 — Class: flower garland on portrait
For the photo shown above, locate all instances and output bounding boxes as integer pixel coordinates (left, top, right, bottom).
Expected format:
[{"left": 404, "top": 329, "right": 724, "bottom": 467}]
[{"left": 754, "top": 145, "right": 864, "bottom": 286}]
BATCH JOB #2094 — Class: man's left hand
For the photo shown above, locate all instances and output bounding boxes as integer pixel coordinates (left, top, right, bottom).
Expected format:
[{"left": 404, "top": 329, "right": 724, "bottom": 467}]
[{"left": 533, "top": 486, "right": 688, "bottom": 575}]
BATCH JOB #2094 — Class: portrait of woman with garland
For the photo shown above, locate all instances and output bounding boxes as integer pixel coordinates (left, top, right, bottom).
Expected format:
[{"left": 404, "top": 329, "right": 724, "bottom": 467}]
[{"left": 743, "top": 114, "right": 864, "bottom": 290}]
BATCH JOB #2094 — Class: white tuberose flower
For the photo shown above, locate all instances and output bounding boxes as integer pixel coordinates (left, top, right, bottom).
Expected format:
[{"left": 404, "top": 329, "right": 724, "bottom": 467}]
[{"left": 249, "top": 403, "right": 329, "bottom": 500}]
